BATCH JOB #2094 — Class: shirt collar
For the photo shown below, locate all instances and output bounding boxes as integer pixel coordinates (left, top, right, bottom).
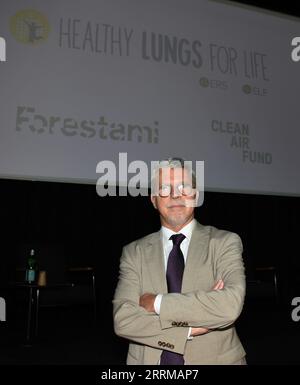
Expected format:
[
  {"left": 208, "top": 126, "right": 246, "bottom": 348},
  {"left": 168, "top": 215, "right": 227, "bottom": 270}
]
[{"left": 161, "top": 218, "right": 196, "bottom": 243}]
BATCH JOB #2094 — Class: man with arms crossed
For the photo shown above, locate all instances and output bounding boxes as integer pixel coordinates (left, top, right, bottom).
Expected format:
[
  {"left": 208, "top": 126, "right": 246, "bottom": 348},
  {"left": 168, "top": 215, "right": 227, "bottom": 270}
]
[{"left": 113, "top": 158, "right": 246, "bottom": 364}]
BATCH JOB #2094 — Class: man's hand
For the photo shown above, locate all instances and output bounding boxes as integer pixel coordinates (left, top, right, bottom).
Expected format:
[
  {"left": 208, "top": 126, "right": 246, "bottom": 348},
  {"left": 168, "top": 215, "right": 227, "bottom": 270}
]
[
  {"left": 191, "top": 279, "right": 224, "bottom": 337},
  {"left": 212, "top": 279, "right": 224, "bottom": 291},
  {"left": 139, "top": 293, "right": 156, "bottom": 312},
  {"left": 190, "top": 326, "right": 210, "bottom": 336}
]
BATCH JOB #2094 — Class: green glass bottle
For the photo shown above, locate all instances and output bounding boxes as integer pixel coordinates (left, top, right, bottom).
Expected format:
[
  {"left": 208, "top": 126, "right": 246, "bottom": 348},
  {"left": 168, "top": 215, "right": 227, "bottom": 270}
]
[{"left": 25, "top": 249, "right": 36, "bottom": 284}]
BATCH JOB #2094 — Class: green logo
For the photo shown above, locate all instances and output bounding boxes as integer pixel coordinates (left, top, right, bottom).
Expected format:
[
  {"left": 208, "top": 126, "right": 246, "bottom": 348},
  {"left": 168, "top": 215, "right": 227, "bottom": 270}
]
[
  {"left": 199, "top": 77, "right": 209, "bottom": 88},
  {"left": 242, "top": 84, "right": 252, "bottom": 94},
  {"left": 10, "top": 9, "right": 50, "bottom": 45}
]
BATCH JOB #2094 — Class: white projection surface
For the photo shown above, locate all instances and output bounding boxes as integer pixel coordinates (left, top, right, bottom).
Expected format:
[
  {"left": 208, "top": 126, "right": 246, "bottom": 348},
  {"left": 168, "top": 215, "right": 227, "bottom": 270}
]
[{"left": 0, "top": 0, "right": 300, "bottom": 195}]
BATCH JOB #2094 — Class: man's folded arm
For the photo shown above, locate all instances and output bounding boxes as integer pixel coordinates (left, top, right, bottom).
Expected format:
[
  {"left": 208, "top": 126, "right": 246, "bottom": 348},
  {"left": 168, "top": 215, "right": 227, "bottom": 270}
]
[
  {"left": 113, "top": 245, "right": 189, "bottom": 354},
  {"left": 159, "top": 232, "right": 246, "bottom": 330}
]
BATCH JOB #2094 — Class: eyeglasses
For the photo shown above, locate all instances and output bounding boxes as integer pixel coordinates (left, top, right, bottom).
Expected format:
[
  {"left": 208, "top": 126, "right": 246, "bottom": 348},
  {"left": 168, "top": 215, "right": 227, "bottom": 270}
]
[{"left": 158, "top": 183, "right": 195, "bottom": 197}]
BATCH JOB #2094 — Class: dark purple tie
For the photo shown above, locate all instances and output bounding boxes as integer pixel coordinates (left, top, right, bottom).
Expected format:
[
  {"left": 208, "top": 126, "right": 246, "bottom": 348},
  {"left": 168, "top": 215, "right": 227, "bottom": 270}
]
[{"left": 160, "top": 233, "right": 186, "bottom": 365}]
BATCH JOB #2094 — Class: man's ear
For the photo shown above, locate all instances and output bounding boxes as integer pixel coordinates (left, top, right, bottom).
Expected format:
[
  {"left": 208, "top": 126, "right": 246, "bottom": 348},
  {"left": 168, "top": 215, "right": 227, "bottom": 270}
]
[
  {"left": 184, "top": 189, "right": 199, "bottom": 208},
  {"left": 151, "top": 195, "right": 157, "bottom": 209}
]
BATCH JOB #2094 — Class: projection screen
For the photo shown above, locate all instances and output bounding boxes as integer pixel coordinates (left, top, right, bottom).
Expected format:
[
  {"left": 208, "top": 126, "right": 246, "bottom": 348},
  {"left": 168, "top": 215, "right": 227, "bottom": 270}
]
[{"left": 0, "top": 0, "right": 299, "bottom": 195}]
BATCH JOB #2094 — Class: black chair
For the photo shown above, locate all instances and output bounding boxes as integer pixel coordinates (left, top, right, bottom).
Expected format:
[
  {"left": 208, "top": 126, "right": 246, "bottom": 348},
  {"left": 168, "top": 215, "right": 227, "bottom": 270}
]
[
  {"left": 65, "top": 266, "right": 97, "bottom": 325},
  {"left": 246, "top": 265, "right": 279, "bottom": 303}
]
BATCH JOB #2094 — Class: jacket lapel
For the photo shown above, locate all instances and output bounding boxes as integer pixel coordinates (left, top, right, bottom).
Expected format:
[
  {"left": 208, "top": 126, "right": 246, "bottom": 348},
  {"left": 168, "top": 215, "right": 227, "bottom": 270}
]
[
  {"left": 144, "top": 232, "right": 168, "bottom": 294},
  {"left": 181, "top": 222, "right": 210, "bottom": 292},
  {"left": 144, "top": 222, "right": 210, "bottom": 294}
]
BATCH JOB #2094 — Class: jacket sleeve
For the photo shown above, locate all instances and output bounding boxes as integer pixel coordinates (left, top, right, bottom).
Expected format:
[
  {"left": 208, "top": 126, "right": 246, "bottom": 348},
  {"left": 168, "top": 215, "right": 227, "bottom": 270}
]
[
  {"left": 159, "top": 232, "right": 246, "bottom": 330},
  {"left": 113, "top": 243, "right": 189, "bottom": 354}
]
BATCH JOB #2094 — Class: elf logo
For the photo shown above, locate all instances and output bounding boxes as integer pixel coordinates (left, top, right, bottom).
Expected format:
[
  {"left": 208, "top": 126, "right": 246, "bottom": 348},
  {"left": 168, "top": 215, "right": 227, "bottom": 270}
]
[
  {"left": 291, "top": 37, "right": 300, "bottom": 62},
  {"left": 0, "top": 37, "right": 6, "bottom": 62},
  {"left": 0, "top": 297, "right": 5, "bottom": 321}
]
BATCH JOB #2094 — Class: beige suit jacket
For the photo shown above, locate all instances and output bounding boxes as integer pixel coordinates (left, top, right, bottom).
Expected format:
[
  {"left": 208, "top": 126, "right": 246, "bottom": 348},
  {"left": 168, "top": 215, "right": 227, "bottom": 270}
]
[{"left": 113, "top": 221, "right": 246, "bottom": 364}]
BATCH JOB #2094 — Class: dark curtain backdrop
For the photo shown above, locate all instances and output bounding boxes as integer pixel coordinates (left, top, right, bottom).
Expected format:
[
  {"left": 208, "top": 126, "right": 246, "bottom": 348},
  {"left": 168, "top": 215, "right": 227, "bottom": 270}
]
[{"left": 1, "top": 178, "right": 299, "bottom": 323}]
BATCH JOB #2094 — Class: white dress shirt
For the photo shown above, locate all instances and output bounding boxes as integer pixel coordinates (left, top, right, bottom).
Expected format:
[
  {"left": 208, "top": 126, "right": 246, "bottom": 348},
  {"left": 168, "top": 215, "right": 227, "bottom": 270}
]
[{"left": 154, "top": 218, "right": 196, "bottom": 340}]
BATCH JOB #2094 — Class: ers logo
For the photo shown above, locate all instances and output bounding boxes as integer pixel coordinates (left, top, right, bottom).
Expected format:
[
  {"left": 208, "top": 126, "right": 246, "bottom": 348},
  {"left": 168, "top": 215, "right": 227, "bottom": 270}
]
[{"left": 291, "top": 37, "right": 300, "bottom": 62}]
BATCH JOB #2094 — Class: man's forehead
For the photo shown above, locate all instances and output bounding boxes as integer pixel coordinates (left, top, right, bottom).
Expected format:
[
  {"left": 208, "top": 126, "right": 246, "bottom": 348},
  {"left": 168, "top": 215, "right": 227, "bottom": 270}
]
[{"left": 158, "top": 167, "right": 192, "bottom": 182}]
